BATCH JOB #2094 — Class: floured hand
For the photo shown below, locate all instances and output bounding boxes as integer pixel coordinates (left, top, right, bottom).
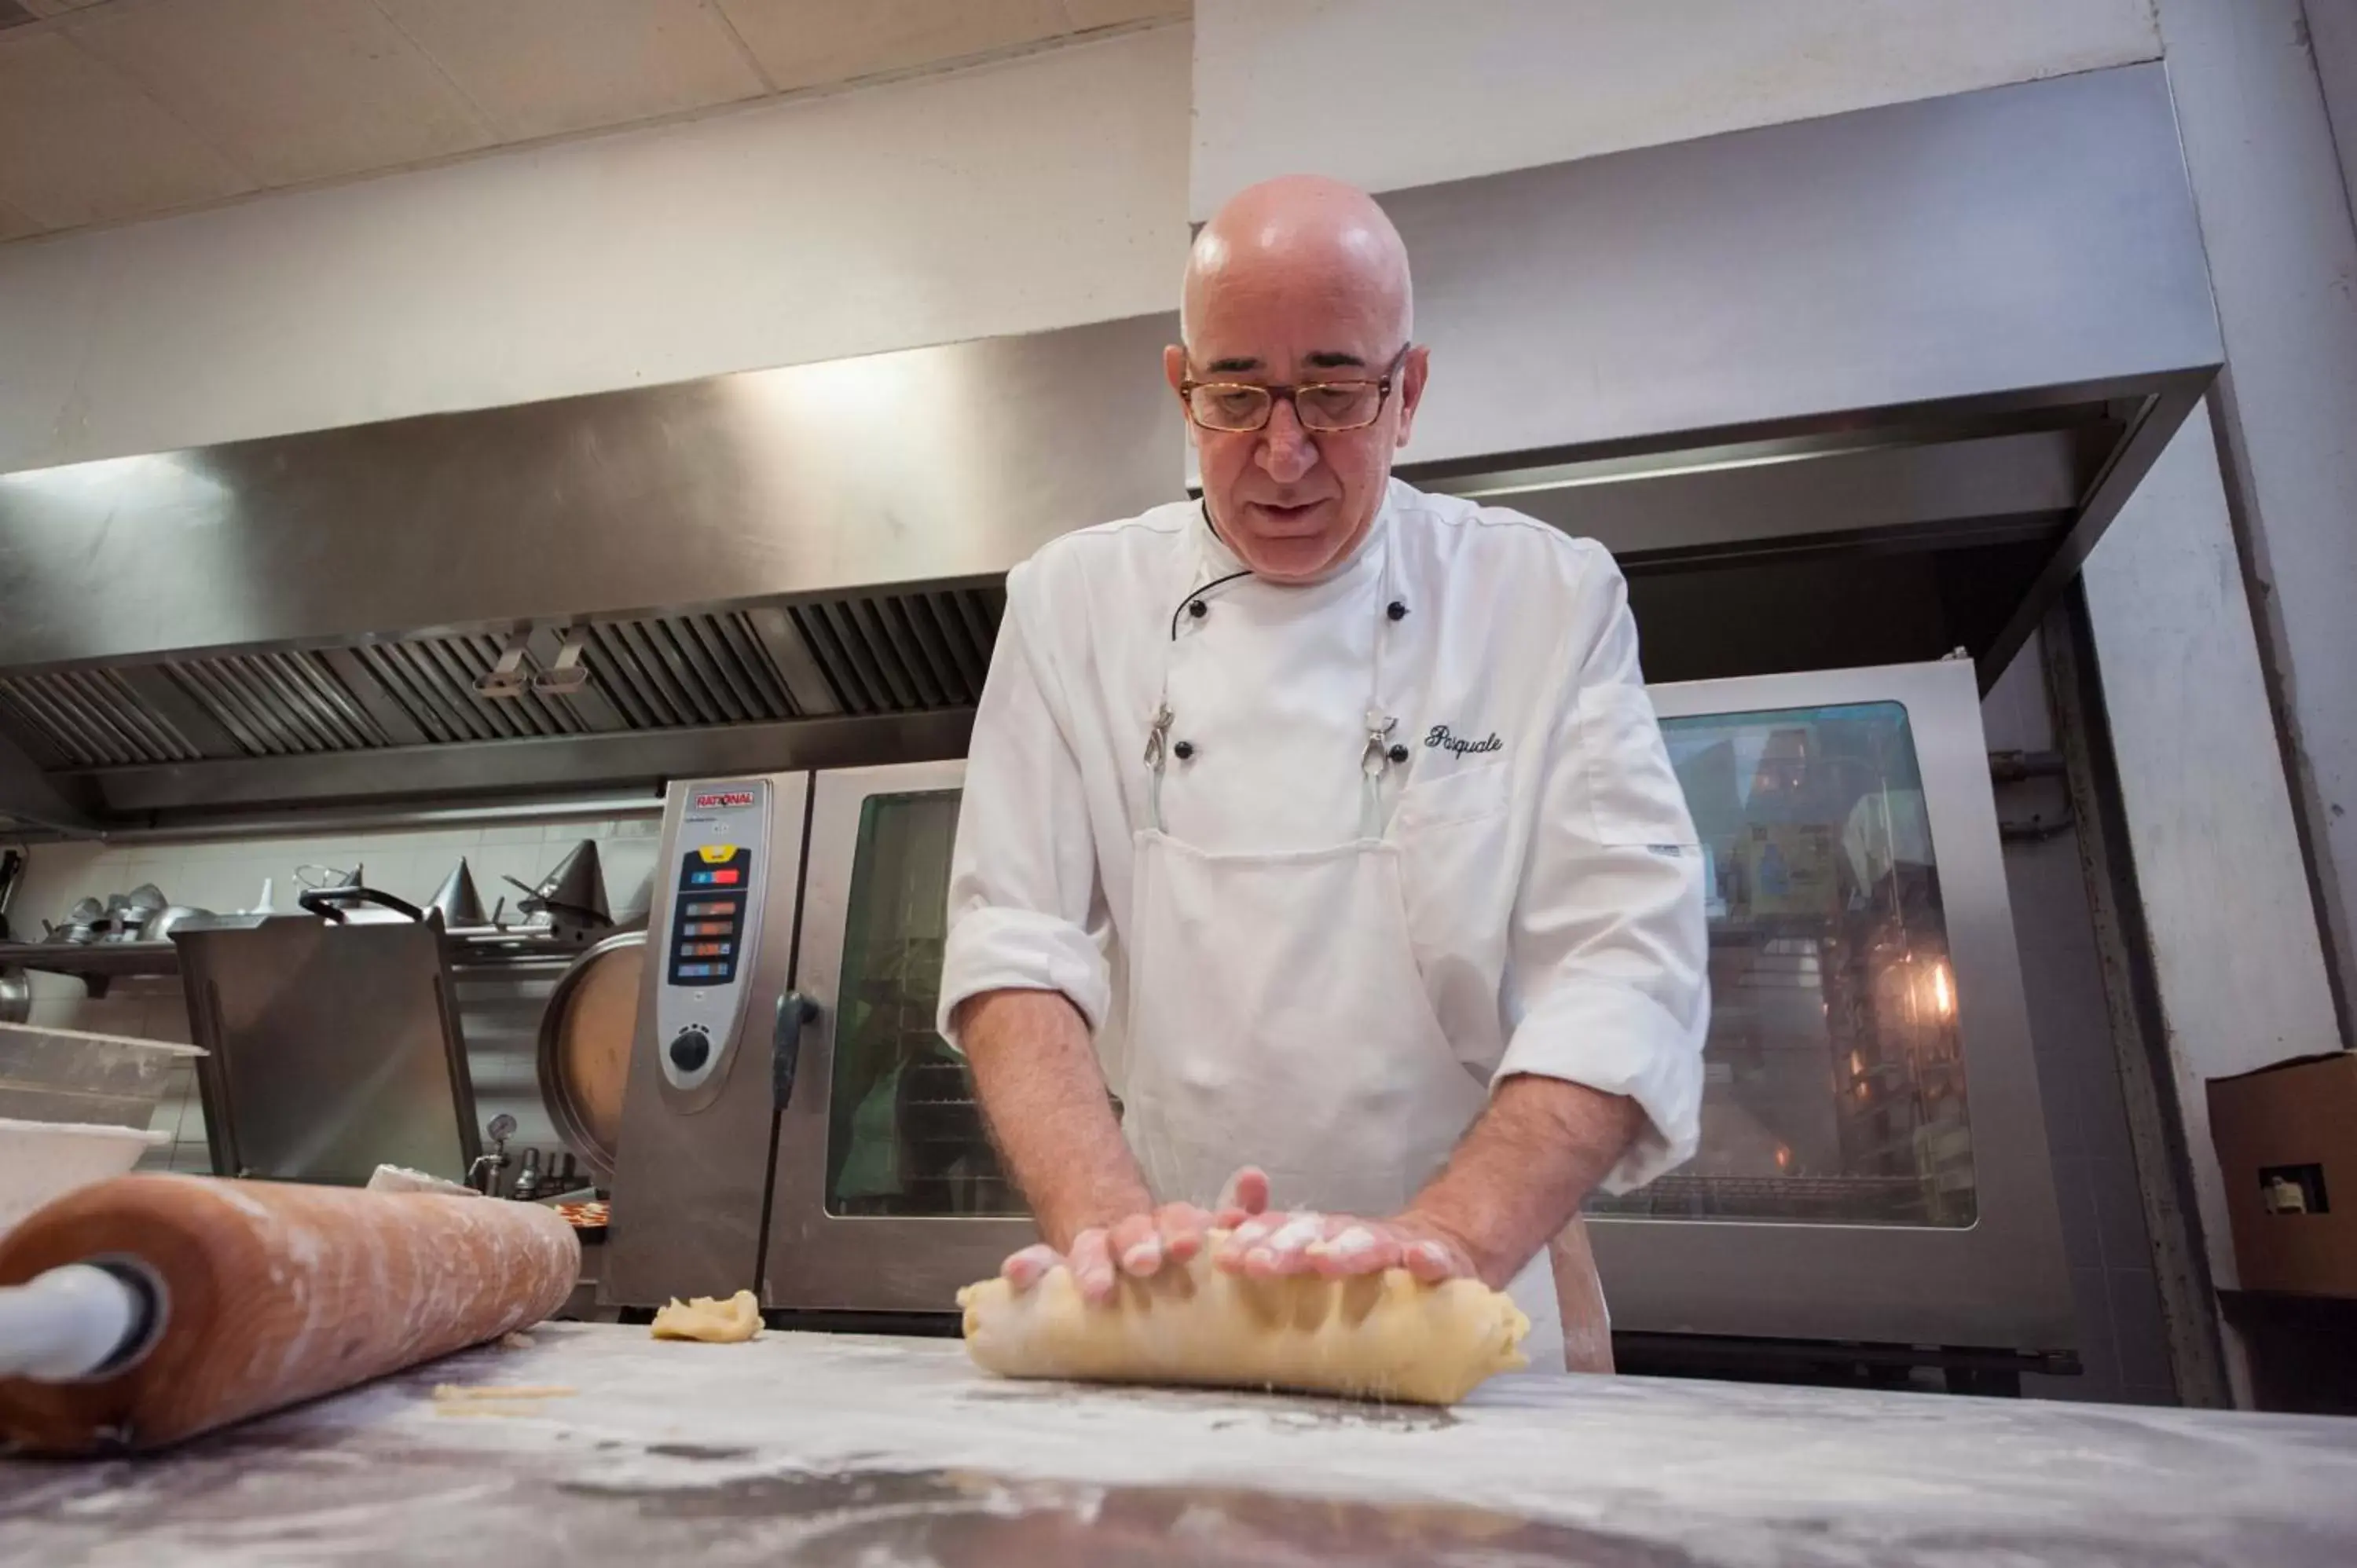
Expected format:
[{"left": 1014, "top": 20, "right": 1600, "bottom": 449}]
[
  {"left": 999, "top": 1167, "right": 1271, "bottom": 1306},
  {"left": 1212, "top": 1211, "right": 1478, "bottom": 1285}
]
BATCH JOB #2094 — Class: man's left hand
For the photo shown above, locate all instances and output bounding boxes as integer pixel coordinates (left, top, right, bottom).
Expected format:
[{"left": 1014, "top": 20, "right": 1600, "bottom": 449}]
[
  {"left": 1209, "top": 1210, "right": 1479, "bottom": 1285},
  {"left": 997, "top": 1167, "right": 1274, "bottom": 1303}
]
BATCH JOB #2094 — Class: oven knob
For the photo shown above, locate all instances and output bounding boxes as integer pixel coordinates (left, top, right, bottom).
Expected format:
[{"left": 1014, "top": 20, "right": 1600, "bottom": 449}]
[{"left": 669, "top": 1028, "right": 712, "bottom": 1073}]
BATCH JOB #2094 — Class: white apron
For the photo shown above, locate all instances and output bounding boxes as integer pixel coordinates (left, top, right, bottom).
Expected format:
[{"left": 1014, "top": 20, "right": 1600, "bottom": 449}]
[{"left": 1115, "top": 528, "right": 1567, "bottom": 1373}]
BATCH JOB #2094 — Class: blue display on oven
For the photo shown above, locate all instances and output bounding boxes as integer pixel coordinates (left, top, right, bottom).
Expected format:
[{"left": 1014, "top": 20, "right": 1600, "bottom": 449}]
[{"left": 669, "top": 845, "right": 753, "bottom": 986}]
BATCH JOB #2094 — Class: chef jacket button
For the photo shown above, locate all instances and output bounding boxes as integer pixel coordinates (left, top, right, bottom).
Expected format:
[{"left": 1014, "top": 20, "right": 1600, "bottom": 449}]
[
  {"left": 1386, "top": 600, "right": 1408, "bottom": 621},
  {"left": 1387, "top": 743, "right": 1409, "bottom": 764},
  {"left": 1187, "top": 599, "right": 1208, "bottom": 619},
  {"left": 1173, "top": 739, "right": 1195, "bottom": 760}
]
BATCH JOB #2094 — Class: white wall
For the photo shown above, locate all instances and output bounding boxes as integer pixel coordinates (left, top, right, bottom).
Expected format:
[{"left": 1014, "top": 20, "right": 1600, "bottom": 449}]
[
  {"left": 2079, "top": 412, "right": 2344, "bottom": 1293},
  {"left": 1189, "top": 0, "right": 2161, "bottom": 214},
  {"left": 0, "top": 24, "right": 1190, "bottom": 474},
  {"left": 2153, "top": 0, "right": 2357, "bottom": 1035},
  {"left": 2312, "top": 1, "right": 2357, "bottom": 225}
]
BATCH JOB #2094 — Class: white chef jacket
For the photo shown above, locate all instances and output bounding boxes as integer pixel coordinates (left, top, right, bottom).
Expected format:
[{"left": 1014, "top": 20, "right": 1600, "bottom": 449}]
[{"left": 937, "top": 478, "right": 1710, "bottom": 1193}]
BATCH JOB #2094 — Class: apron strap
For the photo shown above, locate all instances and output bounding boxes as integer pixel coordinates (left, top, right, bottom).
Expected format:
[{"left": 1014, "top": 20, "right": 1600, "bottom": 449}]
[
  {"left": 1359, "top": 708, "right": 1397, "bottom": 840},
  {"left": 1145, "top": 702, "right": 1175, "bottom": 833}
]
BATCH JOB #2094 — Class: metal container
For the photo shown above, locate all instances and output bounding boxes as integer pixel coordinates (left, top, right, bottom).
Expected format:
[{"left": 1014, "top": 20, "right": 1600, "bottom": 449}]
[
  {"left": 0, "top": 845, "right": 21, "bottom": 1017},
  {"left": 137, "top": 905, "right": 214, "bottom": 943},
  {"left": 172, "top": 912, "right": 478, "bottom": 1185},
  {"left": 535, "top": 930, "right": 644, "bottom": 1185},
  {"left": 0, "top": 1116, "right": 169, "bottom": 1238},
  {"left": 0, "top": 1020, "right": 203, "bottom": 1130}
]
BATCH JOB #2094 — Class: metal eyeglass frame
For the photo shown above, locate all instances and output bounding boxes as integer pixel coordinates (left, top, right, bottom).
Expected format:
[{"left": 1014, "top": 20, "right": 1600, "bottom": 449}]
[{"left": 1177, "top": 345, "right": 1413, "bottom": 433}]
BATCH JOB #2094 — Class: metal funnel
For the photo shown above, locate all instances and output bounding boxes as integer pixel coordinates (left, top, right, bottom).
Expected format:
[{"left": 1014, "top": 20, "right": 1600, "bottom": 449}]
[
  {"left": 513, "top": 840, "right": 610, "bottom": 932},
  {"left": 427, "top": 859, "right": 488, "bottom": 928}
]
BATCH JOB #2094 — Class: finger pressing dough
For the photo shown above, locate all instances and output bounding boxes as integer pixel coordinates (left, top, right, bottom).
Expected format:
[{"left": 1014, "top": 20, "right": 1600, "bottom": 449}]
[
  {"left": 650, "top": 1288, "right": 761, "bottom": 1343},
  {"left": 956, "top": 1240, "right": 1527, "bottom": 1405}
]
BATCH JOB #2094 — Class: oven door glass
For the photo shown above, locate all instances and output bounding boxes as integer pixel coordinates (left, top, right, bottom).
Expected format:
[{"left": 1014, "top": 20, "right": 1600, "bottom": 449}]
[
  {"left": 1585, "top": 699, "right": 1976, "bottom": 1226},
  {"left": 822, "top": 788, "right": 1021, "bottom": 1218}
]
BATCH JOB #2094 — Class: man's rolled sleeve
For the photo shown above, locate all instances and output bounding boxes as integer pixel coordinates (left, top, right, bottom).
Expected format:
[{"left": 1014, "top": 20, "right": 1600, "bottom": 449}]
[
  {"left": 937, "top": 562, "right": 1111, "bottom": 1046},
  {"left": 1500, "top": 548, "right": 1710, "bottom": 1193},
  {"left": 939, "top": 906, "right": 1111, "bottom": 1039},
  {"left": 1497, "top": 973, "right": 1706, "bottom": 1193}
]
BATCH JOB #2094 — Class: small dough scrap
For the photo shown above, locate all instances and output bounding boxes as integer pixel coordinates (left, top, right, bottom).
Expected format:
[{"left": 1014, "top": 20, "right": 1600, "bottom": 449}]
[
  {"left": 431, "top": 1383, "right": 577, "bottom": 1401},
  {"left": 651, "top": 1289, "right": 762, "bottom": 1343},
  {"left": 956, "top": 1235, "right": 1527, "bottom": 1405}
]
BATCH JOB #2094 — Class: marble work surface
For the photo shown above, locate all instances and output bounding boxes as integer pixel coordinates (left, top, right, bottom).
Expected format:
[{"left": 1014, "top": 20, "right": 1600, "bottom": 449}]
[{"left": 2, "top": 1323, "right": 2355, "bottom": 1566}]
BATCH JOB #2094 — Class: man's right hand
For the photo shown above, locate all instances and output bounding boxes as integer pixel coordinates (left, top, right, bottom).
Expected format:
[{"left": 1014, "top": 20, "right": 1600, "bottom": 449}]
[{"left": 998, "top": 1167, "right": 1270, "bottom": 1306}]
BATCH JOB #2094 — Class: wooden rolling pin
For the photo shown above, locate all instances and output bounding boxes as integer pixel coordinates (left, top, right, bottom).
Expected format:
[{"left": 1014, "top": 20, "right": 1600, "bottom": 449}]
[{"left": 0, "top": 1174, "right": 578, "bottom": 1455}]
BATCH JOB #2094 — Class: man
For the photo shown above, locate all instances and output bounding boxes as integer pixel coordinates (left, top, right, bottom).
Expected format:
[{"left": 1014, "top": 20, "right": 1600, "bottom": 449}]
[{"left": 937, "top": 174, "right": 1708, "bottom": 1372}]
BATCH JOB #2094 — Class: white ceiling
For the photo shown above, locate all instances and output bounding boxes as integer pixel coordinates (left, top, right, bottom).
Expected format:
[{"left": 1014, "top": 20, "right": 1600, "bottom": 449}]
[{"left": 0, "top": 0, "right": 1187, "bottom": 243}]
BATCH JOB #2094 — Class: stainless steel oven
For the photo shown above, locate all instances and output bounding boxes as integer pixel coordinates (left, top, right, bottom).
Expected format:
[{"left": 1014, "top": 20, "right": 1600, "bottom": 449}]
[
  {"left": 603, "top": 660, "right": 2072, "bottom": 1359},
  {"left": 602, "top": 763, "right": 1035, "bottom": 1314},
  {"left": 1584, "top": 659, "right": 2073, "bottom": 1356},
  {"left": 603, "top": 774, "right": 812, "bottom": 1309},
  {"left": 760, "top": 761, "right": 1033, "bottom": 1310}
]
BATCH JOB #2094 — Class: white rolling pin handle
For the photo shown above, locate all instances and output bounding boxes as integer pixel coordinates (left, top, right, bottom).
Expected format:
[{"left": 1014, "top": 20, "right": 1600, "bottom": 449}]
[{"left": 0, "top": 1263, "right": 150, "bottom": 1382}]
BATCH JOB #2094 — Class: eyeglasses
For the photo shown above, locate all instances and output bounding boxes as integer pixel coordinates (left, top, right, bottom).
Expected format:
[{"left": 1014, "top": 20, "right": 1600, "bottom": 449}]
[{"left": 1178, "top": 346, "right": 1411, "bottom": 434}]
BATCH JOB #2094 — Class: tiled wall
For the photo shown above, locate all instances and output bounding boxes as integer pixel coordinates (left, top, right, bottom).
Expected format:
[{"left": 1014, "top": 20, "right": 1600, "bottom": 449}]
[{"left": 5, "top": 811, "right": 662, "bottom": 1188}]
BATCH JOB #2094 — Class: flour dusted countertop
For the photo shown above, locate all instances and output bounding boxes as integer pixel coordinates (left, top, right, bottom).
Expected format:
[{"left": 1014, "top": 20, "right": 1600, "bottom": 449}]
[{"left": 2, "top": 1323, "right": 2353, "bottom": 1565}]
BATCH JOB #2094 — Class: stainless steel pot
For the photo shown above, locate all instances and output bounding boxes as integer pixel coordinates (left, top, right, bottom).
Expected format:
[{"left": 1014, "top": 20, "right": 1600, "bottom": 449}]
[
  {"left": 45, "top": 898, "right": 105, "bottom": 946},
  {"left": 138, "top": 905, "right": 215, "bottom": 943},
  {"left": 0, "top": 847, "right": 22, "bottom": 944},
  {"left": 535, "top": 930, "right": 644, "bottom": 1185},
  {"left": 96, "top": 884, "right": 170, "bottom": 943}
]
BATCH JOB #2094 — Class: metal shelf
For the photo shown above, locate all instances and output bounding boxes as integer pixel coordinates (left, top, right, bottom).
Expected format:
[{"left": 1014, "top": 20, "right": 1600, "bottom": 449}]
[
  {"left": 0, "top": 925, "right": 612, "bottom": 998},
  {"left": 0, "top": 940, "right": 177, "bottom": 997}
]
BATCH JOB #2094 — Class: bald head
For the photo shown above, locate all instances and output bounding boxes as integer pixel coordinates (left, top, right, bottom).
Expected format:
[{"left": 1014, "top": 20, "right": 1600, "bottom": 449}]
[
  {"left": 1166, "top": 175, "right": 1428, "bottom": 584},
  {"left": 1182, "top": 174, "right": 1412, "bottom": 350}
]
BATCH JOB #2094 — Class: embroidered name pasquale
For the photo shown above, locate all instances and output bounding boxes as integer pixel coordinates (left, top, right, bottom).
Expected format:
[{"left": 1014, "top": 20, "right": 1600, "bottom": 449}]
[{"left": 1424, "top": 725, "right": 1503, "bottom": 757}]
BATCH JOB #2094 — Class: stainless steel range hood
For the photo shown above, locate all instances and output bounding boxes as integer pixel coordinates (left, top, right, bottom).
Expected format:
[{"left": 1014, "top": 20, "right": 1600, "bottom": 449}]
[{"left": 0, "top": 62, "right": 2219, "bottom": 833}]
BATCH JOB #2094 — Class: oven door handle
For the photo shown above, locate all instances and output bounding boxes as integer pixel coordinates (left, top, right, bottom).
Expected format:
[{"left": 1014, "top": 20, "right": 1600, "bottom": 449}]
[{"left": 772, "top": 991, "right": 819, "bottom": 1111}]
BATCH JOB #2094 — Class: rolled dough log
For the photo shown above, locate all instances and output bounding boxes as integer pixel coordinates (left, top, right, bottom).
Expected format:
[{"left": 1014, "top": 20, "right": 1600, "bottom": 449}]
[
  {"left": 650, "top": 1289, "right": 761, "bottom": 1343},
  {"left": 956, "top": 1241, "right": 1528, "bottom": 1405}
]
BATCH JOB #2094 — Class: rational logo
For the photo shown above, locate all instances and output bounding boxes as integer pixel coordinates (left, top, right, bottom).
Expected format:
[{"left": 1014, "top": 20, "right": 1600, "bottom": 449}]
[{"left": 693, "top": 790, "right": 755, "bottom": 810}]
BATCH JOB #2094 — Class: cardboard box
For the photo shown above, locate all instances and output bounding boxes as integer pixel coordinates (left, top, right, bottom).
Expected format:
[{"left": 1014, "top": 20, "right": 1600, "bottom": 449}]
[{"left": 2207, "top": 1051, "right": 2357, "bottom": 1299}]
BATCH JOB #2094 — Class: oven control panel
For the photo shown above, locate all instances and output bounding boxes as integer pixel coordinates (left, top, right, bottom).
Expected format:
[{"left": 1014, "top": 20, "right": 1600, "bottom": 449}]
[{"left": 654, "top": 780, "right": 770, "bottom": 1094}]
